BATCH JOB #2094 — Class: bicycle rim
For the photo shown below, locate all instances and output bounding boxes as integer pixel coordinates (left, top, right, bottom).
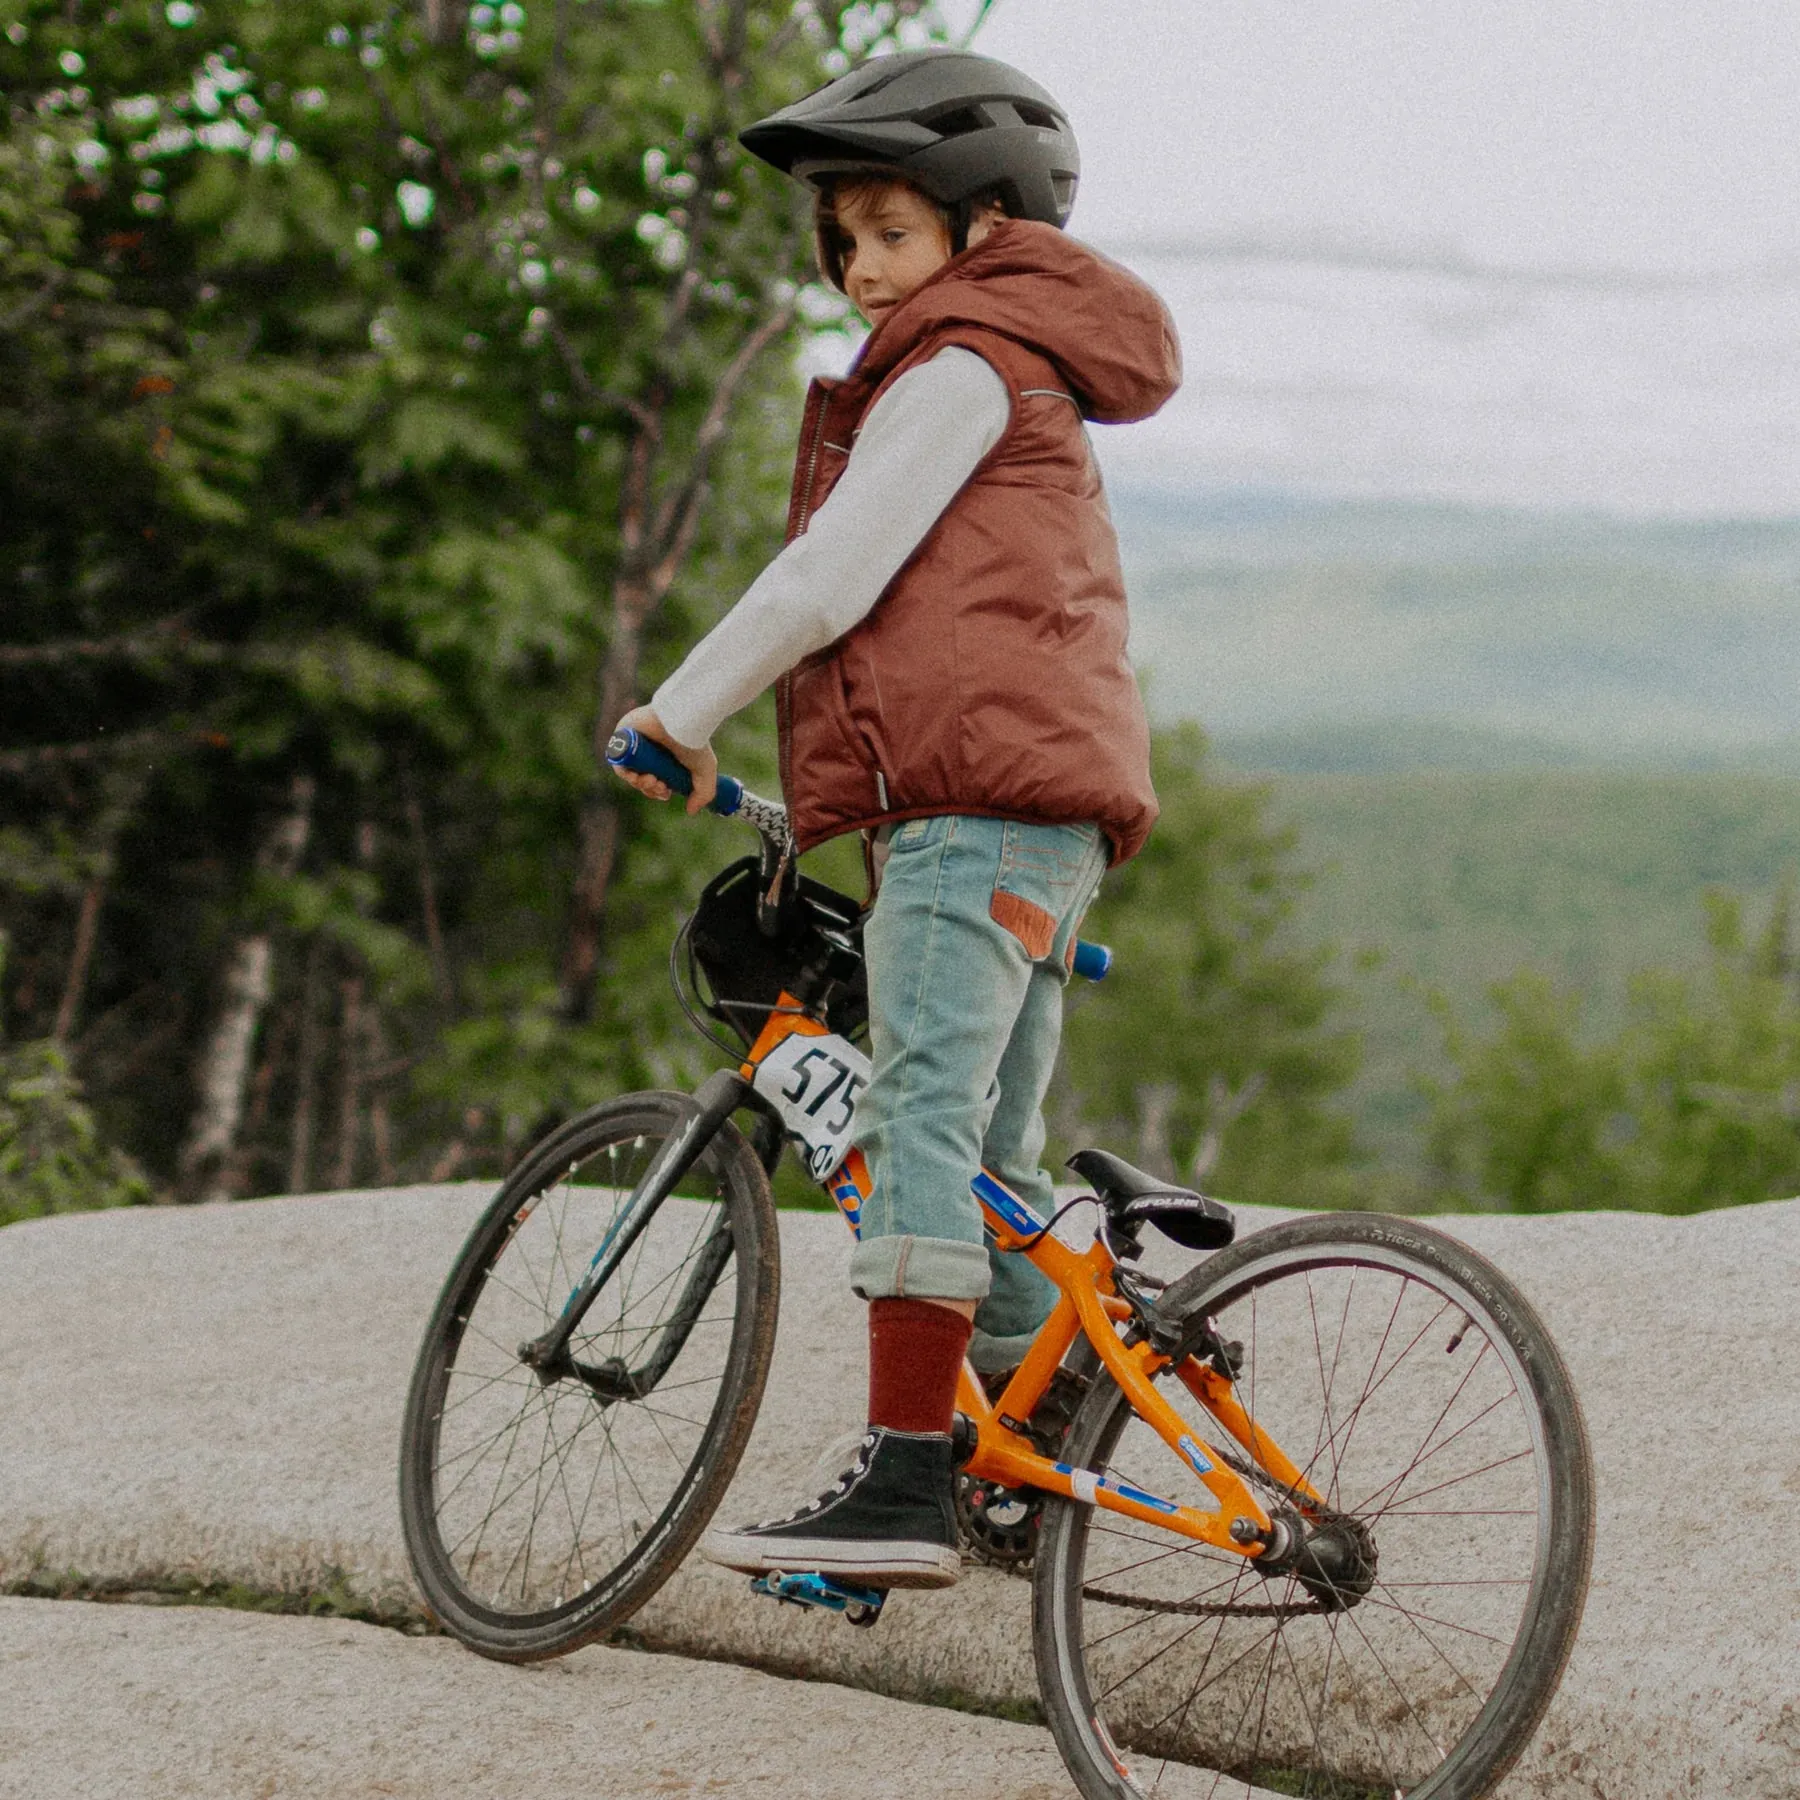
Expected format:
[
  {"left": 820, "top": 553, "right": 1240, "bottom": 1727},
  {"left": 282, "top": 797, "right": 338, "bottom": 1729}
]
[
  {"left": 399, "top": 1093, "right": 779, "bottom": 1660},
  {"left": 1034, "top": 1214, "right": 1593, "bottom": 1800}
]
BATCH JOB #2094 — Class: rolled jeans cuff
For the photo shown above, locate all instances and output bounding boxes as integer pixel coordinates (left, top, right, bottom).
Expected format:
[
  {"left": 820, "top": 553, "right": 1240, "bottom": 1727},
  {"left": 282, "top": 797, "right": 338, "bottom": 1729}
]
[{"left": 849, "top": 1234, "right": 992, "bottom": 1304}]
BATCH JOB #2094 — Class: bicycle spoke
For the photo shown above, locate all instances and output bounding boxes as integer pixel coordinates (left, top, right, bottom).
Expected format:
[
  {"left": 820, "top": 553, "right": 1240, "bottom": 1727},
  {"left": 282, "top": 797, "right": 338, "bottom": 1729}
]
[
  {"left": 1355, "top": 1445, "right": 1535, "bottom": 1521},
  {"left": 1348, "top": 1375, "right": 1514, "bottom": 1520}
]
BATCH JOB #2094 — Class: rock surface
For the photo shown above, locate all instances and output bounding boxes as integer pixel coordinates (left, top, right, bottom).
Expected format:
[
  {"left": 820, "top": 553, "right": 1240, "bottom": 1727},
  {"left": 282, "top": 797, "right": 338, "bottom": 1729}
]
[
  {"left": 2, "top": 1187, "right": 1797, "bottom": 1797},
  {"left": 0, "top": 1595, "right": 1088, "bottom": 1800}
]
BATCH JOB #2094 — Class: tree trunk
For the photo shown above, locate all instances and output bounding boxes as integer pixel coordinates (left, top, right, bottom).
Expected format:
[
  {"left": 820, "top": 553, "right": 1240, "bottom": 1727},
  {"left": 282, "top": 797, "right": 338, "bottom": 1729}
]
[
  {"left": 52, "top": 769, "right": 145, "bottom": 1045},
  {"left": 177, "top": 774, "right": 316, "bottom": 1203},
  {"left": 1134, "top": 1081, "right": 1180, "bottom": 1180},
  {"left": 428, "top": 1105, "right": 488, "bottom": 1182},
  {"left": 1191, "top": 1071, "right": 1267, "bottom": 1184},
  {"left": 286, "top": 935, "right": 325, "bottom": 1193},
  {"left": 551, "top": 299, "right": 794, "bottom": 1023},
  {"left": 51, "top": 878, "right": 104, "bottom": 1044},
  {"left": 556, "top": 595, "right": 646, "bottom": 1020},
  {"left": 330, "top": 970, "right": 364, "bottom": 1190},
  {"left": 222, "top": 995, "right": 295, "bottom": 1200},
  {"left": 363, "top": 998, "right": 396, "bottom": 1186},
  {"left": 329, "top": 817, "right": 379, "bottom": 1189},
  {"left": 419, "top": 0, "right": 467, "bottom": 46},
  {"left": 403, "top": 773, "right": 454, "bottom": 1007}
]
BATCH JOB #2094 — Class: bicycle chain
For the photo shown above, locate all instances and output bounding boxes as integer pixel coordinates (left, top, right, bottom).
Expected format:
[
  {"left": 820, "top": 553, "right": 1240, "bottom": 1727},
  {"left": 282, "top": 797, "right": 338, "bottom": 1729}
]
[
  {"left": 1078, "top": 1432, "right": 1366, "bottom": 1621},
  {"left": 1080, "top": 1585, "right": 1329, "bottom": 1620}
]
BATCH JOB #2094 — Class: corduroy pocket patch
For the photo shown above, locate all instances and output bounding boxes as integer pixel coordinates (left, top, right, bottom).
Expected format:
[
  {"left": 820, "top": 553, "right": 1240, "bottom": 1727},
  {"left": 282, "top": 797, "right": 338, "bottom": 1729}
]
[{"left": 989, "top": 821, "right": 1105, "bottom": 963}]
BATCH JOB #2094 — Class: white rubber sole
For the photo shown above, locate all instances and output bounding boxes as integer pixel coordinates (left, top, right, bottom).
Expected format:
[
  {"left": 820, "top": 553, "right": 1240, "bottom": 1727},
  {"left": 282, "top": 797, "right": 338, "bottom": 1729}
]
[{"left": 701, "top": 1527, "right": 962, "bottom": 1590}]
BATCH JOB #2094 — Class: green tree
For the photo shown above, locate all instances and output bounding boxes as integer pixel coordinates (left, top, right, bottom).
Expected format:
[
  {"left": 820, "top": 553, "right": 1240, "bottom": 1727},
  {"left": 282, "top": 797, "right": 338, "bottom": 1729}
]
[
  {"left": 0, "top": 937, "right": 150, "bottom": 1224},
  {"left": 1425, "top": 887, "right": 1800, "bottom": 1212},
  {"left": 1, "top": 0, "right": 953, "bottom": 1195}
]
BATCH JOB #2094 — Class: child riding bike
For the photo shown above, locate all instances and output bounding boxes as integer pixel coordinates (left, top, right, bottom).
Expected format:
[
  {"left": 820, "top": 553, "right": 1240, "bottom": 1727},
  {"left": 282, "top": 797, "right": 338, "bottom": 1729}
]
[{"left": 610, "top": 48, "right": 1180, "bottom": 1591}]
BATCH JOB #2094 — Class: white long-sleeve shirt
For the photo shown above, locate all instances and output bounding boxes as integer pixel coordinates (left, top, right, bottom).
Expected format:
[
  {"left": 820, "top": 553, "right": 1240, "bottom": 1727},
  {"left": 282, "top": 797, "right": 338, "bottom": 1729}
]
[{"left": 652, "top": 346, "right": 1011, "bottom": 748}]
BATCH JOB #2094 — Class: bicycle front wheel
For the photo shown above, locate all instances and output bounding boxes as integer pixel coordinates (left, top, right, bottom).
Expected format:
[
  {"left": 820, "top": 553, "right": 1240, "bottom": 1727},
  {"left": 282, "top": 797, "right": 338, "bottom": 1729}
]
[
  {"left": 399, "top": 1092, "right": 779, "bottom": 1661},
  {"left": 1034, "top": 1213, "right": 1593, "bottom": 1800}
]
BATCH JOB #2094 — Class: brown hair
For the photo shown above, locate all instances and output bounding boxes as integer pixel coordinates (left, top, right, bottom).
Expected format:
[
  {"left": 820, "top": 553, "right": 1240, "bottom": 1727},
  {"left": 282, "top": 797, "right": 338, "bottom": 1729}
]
[{"left": 811, "top": 173, "right": 954, "bottom": 293}]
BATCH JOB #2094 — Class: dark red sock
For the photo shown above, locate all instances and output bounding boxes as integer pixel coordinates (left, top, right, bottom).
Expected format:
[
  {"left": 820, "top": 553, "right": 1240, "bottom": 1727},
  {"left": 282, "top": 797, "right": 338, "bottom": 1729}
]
[{"left": 867, "top": 1298, "right": 973, "bottom": 1435}]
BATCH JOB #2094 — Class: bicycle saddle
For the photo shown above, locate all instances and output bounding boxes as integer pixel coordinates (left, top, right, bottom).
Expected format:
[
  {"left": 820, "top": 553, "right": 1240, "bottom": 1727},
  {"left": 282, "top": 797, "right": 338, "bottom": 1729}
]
[{"left": 1066, "top": 1148, "right": 1236, "bottom": 1250}]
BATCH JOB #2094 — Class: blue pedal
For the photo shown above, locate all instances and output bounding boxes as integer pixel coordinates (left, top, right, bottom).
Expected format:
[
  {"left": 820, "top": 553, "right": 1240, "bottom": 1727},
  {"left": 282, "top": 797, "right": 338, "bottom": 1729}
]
[{"left": 749, "top": 1570, "right": 887, "bottom": 1625}]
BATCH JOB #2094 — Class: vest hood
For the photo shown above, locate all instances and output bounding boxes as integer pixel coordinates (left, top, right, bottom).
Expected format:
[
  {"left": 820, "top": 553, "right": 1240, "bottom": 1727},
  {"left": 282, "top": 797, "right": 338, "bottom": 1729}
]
[{"left": 852, "top": 219, "right": 1181, "bottom": 425}]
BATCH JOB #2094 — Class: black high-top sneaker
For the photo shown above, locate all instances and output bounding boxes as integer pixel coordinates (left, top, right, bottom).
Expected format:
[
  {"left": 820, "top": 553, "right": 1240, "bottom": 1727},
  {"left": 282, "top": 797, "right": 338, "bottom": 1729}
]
[{"left": 701, "top": 1427, "right": 960, "bottom": 1589}]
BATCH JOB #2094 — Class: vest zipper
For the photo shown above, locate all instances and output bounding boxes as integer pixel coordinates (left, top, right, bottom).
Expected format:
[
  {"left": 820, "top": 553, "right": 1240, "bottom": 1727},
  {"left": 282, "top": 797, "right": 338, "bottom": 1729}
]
[
  {"left": 793, "top": 396, "right": 831, "bottom": 535},
  {"left": 780, "top": 390, "right": 833, "bottom": 825}
]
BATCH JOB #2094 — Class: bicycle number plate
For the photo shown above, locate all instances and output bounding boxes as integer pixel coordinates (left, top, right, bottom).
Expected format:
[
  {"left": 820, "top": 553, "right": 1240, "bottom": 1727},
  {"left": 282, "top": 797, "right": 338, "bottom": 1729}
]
[{"left": 751, "top": 1031, "right": 870, "bottom": 1182}]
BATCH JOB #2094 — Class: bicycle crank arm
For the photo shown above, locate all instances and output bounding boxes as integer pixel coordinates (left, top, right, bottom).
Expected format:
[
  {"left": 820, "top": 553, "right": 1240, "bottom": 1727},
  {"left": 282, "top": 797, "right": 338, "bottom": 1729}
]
[{"left": 519, "top": 1069, "right": 749, "bottom": 1375}]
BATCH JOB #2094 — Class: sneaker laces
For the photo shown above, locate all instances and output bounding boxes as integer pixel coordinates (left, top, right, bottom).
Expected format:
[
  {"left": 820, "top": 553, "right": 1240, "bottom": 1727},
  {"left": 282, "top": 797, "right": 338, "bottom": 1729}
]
[{"left": 757, "top": 1430, "right": 877, "bottom": 1528}]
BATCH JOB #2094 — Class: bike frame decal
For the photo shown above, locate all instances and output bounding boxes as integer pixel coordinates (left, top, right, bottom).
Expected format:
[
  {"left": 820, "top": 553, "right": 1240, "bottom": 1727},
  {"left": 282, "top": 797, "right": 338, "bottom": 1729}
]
[
  {"left": 971, "top": 1167, "right": 1047, "bottom": 1240},
  {"left": 828, "top": 1152, "right": 867, "bottom": 1237},
  {"left": 1177, "top": 1433, "right": 1216, "bottom": 1477},
  {"left": 1058, "top": 1464, "right": 1182, "bottom": 1515}
]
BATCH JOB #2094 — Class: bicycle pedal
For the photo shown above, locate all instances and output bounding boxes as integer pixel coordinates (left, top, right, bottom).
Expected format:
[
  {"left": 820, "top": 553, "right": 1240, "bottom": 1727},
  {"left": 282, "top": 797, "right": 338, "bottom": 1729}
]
[{"left": 749, "top": 1571, "right": 887, "bottom": 1625}]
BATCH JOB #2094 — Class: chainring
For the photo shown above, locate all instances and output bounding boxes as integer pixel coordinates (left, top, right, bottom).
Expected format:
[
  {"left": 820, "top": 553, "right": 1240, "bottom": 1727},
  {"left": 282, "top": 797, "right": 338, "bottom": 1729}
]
[{"left": 956, "top": 1366, "right": 1090, "bottom": 1569}]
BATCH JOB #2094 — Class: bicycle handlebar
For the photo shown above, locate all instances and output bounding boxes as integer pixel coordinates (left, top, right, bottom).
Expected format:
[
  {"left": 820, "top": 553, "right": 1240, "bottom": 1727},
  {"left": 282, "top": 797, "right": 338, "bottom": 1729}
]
[
  {"left": 606, "top": 725, "right": 1113, "bottom": 981},
  {"left": 606, "top": 727, "right": 745, "bottom": 815}
]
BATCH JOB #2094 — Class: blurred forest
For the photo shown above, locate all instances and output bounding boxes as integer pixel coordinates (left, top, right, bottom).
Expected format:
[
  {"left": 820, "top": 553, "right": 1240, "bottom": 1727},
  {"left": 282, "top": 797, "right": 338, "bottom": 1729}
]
[
  {"left": 5, "top": 0, "right": 1797, "bottom": 1229},
  {"left": 0, "top": 0, "right": 1355, "bottom": 1222}
]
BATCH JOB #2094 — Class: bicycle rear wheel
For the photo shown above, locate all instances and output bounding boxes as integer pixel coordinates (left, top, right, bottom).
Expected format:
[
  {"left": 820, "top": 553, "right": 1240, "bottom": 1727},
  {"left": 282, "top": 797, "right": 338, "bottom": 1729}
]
[
  {"left": 1033, "top": 1213, "right": 1593, "bottom": 1800},
  {"left": 399, "top": 1092, "right": 779, "bottom": 1661}
]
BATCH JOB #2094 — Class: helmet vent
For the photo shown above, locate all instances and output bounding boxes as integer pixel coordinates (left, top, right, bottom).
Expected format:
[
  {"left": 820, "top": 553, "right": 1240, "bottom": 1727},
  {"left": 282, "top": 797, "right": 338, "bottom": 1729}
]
[
  {"left": 929, "top": 106, "right": 987, "bottom": 139},
  {"left": 1013, "top": 102, "right": 1061, "bottom": 131},
  {"left": 847, "top": 64, "right": 908, "bottom": 102}
]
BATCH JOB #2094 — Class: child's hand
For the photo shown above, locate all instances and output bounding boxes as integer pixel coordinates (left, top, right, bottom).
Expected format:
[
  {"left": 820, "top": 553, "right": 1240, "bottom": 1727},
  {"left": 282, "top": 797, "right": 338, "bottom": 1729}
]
[{"left": 609, "top": 707, "right": 719, "bottom": 815}]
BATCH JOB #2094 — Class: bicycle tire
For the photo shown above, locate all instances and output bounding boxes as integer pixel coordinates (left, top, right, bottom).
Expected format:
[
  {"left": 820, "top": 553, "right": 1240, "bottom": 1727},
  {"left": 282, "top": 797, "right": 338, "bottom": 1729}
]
[
  {"left": 1033, "top": 1212, "right": 1593, "bottom": 1800},
  {"left": 399, "top": 1091, "right": 779, "bottom": 1661}
]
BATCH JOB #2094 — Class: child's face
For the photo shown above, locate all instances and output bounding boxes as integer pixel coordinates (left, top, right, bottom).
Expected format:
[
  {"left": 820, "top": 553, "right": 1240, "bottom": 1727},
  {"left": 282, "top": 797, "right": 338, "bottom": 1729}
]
[{"left": 832, "top": 183, "right": 955, "bottom": 329}]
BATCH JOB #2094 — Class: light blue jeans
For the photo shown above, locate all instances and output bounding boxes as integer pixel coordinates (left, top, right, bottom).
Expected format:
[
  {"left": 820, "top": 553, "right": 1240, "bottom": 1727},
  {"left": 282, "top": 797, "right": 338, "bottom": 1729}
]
[{"left": 847, "top": 814, "right": 1109, "bottom": 1372}]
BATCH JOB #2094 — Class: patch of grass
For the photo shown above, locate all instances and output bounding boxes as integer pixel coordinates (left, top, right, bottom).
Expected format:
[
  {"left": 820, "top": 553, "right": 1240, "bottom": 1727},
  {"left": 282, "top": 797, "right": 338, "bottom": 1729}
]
[
  {"left": 615, "top": 1618, "right": 1047, "bottom": 1728},
  {"left": 5, "top": 1566, "right": 436, "bottom": 1635},
  {"left": 914, "top": 1685, "right": 1046, "bottom": 1728},
  {"left": 1246, "top": 1766, "right": 1386, "bottom": 1800}
]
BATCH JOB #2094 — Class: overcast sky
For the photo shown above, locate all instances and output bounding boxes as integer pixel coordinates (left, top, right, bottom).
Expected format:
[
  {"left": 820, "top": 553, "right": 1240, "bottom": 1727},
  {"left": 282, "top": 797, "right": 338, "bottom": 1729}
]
[
  {"left": 910, "top": 2, "right": 1800, "bottom": 515},
  {"left": 963, "top": 0, "right": 1800, "bottom": 276}
]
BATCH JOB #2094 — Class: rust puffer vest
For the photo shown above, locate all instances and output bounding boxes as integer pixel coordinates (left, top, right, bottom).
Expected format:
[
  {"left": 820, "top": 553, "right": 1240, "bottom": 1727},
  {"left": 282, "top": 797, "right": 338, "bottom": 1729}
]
[{"left": 776, "top": 220, "right": 1180, "bottom": 866}]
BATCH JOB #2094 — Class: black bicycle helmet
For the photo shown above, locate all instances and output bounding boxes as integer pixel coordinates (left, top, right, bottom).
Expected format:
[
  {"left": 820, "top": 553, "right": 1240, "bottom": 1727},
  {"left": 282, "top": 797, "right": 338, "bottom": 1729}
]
[{"left": 739, "top": 49, "right": 1079, "bottom": 229}]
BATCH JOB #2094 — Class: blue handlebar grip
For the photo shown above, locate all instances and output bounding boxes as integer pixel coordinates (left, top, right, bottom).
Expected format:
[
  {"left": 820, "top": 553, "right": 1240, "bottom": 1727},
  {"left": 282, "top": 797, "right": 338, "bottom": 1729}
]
[
  {"left": 1071, "top": 939, "right": 1112, "bottom": 982},
  {"left": 605, "top": 727, "right": 742, "bottom": 816}
]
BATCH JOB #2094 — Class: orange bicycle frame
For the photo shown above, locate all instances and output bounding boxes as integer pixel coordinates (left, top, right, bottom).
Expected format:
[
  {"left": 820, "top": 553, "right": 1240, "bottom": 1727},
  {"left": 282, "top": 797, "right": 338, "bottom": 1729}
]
[{"left": 741, "top": 1002, "right": 1322, "bottom": 1557}]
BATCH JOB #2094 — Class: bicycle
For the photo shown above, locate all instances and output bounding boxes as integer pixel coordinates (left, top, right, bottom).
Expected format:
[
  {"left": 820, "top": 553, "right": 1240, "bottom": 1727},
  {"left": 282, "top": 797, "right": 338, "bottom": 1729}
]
[{"left": 399, "top": 731, "right": 1594, "bottom": 1800}]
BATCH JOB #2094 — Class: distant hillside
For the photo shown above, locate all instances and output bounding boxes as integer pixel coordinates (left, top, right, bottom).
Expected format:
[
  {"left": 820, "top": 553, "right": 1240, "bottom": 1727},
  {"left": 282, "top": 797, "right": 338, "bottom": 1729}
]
[
  {"left": 1100, "top": 490, "right": 1800, "bottom": 1189},
  {"left": 1244, "top": 768, "right": 1800, "bottom": 1184},
  {"left": 1213, "top": 717, "right": 1800, "bottom": 776},
  {"left": 1111, "top": 490, "right": 1800, "bottom": 767}
]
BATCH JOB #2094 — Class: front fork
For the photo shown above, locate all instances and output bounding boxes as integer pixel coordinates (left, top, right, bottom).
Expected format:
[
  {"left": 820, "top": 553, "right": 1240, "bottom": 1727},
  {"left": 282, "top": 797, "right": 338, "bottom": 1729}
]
[{"left": 517, "top": 1069, "right": 750, "bottom": 1384}]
